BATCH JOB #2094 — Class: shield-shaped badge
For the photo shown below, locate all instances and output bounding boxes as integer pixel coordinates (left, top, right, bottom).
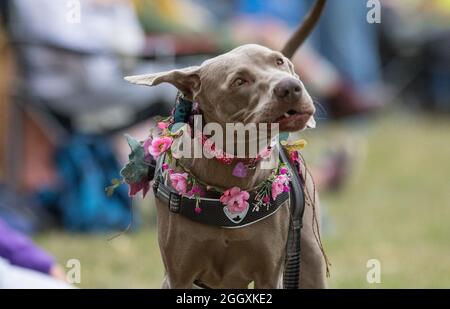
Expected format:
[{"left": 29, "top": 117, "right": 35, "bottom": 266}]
[{"left": 223, "top": 204, "right": 249, "bottom": 224}]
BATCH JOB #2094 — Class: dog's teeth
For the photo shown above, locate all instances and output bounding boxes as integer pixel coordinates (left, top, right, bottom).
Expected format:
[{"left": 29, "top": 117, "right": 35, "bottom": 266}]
[{"left": 284, "top": 113, "right": 290, "bottom": 118}]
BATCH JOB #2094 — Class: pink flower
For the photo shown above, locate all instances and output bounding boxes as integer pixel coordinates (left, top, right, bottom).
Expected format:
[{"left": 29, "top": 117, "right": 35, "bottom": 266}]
[
  {"left": 143, "top": 138, "right": 153, "bottom": 158},
  {"left": 280, "top": 167, "right": 288, "bottom": 175},
  {"left": 263, "top": 196, "right": 270, "bottom": 204},
  {"left": 158, "top": 122, "right": 170, "bottom": 130},
  {"left": 272, "top": 174, "right": 290, "bottom": 200},
  {"left": 149, "top": 137, "right": 173, "bottom": 157},
  {"left": 203, "top": 138, "right": 215, "bottom": 151},
  {"left": 162, "top": 163, "right": 170, "bottom": 171},
  {"left": 290, "top": 151, "right": 300, "bottom": 164},
  {"left": 289, "top": 151, "right": 303, "bottom": 176},
  {"left": 195, "top": 207, "right": 202, "bottom": 214},
  {"left": 220, "top": 187, "right": 250, "bottom": 214},
  {"left": 169, "top": 172, "right": 189, "bottom": 194},
  {"left": 260, "top": 147, "right": 272, "bottom": 159},
  {"left": 187, "top": 185, "right": 205, "bottom": 198}
]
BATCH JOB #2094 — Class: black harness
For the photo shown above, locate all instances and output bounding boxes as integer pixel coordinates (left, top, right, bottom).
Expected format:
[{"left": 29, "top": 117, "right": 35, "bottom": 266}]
[
  {"left": 280, "top": 145, "right": 306, "bottom": 289},
  {"left": 151, "top": 145, "right": 306, "bottom": 289}
]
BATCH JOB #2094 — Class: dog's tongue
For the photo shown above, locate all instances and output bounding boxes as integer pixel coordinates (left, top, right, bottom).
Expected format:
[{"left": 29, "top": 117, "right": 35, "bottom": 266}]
[{"left": 306, "top": 116, "right": 316, "bottom": 129}]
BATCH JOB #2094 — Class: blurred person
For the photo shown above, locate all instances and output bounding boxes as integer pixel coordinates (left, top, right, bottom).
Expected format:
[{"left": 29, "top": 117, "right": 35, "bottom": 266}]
[
  {"left": 0, "top": 258, "right": 71, "bottom": 289},
  {"left": 133, "top": 0, "right": 214, "bottom": 34},
  {"left": 0, "top": 218, "right": 71, "bottom": 288},
  {"left": 3, "top": 0, "right": 184, "bottom": 231},
  {"left": 380, "top": 0, "right": 450, "bottom": 112},
  {"left": 226, "top": 0, "right": 384, "bottom": 119},
  {"left": 8, "top": 0, "right": 176, "bottom": 133}
]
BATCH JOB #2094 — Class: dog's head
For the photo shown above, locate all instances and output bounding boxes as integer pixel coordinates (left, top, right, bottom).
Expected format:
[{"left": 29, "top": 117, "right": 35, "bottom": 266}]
[
  {"left": 127, "top": 0, "right": 327, "bottom": 133},
  {"left": 126, "top": 44, "right": 315, "bottom": 132}
]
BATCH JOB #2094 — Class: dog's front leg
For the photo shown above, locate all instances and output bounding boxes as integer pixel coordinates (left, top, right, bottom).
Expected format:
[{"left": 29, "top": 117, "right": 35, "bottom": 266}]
[
  {"left": 161, "top": 275, "right": 170, "bottom": 289},
  {"left": 158, "top": 249, "right": 199, "bottom": 289},
  {"left": 253, "top": 261, "right": 285, "bottom": 289},
  {"left": 161, "top": 275, "right": 196, "bottom": 289},
  {"left": 254, "top": 274, "right": 284, "bottom": 289},
  {"left": 161, "top": 271, "right": 197, "bottom": 289}
]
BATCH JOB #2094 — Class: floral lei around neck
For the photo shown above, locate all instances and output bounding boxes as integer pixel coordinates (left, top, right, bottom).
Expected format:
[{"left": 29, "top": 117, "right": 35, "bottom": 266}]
[{"left": 107, "top": 109, "right": 308, "bottom": 216}]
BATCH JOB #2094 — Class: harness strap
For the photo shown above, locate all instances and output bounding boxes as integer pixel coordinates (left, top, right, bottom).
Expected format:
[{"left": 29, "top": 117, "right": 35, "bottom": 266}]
[
  {"left": 280, "top": 145, "right": 306, "bottom": 289},
  {"left": 152, "top": 156, "right": 290, "bottom": 229}
]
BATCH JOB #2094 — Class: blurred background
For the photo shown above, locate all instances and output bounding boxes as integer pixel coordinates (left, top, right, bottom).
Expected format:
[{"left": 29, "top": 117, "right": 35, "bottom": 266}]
[{"left": 0, "top": 0, "right": 449, "bottom": 288}]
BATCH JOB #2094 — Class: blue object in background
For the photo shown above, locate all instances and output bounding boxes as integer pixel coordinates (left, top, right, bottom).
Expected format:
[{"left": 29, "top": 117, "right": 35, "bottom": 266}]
[
  {"left": 52, "top": 135, "right": 137, "bottom": 232},
  {"left": 237, "top": 0, "right": 303, "bottom": 27},
  {"left": 237, "top": 0, "right": 381, "bottom": 90}
]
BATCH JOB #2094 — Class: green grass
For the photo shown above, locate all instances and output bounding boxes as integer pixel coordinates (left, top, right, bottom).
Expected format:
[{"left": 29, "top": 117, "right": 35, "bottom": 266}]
[
  {"left": 37, "top": 228, "right": 163, "bottom": 288},
  {"left": 35, "top": 111, "right": 450, "bottom": 288}
]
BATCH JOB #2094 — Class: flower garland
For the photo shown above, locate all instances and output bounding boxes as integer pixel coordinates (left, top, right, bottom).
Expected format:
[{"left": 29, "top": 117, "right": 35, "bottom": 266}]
[
  {"left": 155, "top": 119, "right": 288, "bottom": 214},
  {"left": 108, "top": 117, "right": 307, "bottom": 216},
  {"left": 198, "top": 133, "right": 274, "bottom": 167},
  {"left": 163, "top": 159, "right": 290, "bottom": 215}
]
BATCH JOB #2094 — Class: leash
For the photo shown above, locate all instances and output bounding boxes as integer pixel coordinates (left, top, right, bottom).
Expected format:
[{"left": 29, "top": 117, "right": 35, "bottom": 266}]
[{"left": 280, "top": 144, "right": 306, "bottom": 289}]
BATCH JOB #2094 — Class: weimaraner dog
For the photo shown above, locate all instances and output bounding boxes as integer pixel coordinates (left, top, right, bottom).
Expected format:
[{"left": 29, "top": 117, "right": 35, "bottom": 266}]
[{"left": 126, "top": 0, "right": 328, "bottom": 289}]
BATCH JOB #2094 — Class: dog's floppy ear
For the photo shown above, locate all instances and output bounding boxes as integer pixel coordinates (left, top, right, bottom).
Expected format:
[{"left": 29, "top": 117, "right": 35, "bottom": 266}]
[{"left": 125, "top": 66, "right": 201, "bottom": 99}]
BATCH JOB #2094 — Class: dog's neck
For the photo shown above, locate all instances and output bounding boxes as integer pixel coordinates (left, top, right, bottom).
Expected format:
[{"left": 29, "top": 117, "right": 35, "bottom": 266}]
[
  {"left": 178, "top": 139, "right": 278, "bottom": 191},
  {"left": 174, "top": 96, "right": 278, "bottom": 190}
]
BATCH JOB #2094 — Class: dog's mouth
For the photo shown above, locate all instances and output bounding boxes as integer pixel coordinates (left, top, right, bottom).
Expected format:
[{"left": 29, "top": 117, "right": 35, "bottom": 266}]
[{"left": 274, "top": 109, "right": 315, "bottom": 132}]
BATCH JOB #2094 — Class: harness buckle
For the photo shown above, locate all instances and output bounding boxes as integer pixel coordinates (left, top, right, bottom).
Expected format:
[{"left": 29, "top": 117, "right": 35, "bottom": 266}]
[{"left": 168, "top": 191, "right": 181, "bottom": 213}]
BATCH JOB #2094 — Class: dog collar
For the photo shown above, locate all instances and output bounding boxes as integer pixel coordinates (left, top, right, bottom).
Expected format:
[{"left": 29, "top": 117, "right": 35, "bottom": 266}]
[
  {"left": 152, "top": 154, "right": 291, "bottom": 228},
  {"left": 153, "top": 169, "right": 289, "bottom": 228}
]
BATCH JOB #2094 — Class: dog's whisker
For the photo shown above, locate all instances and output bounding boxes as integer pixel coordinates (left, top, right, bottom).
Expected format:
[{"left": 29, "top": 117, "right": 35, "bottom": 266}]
[
  {"left": 313, "top": 99, "right": 328, "bottom": 119},
  {"left": 229, "top": 110, "right": 249, "bottom": 122}
]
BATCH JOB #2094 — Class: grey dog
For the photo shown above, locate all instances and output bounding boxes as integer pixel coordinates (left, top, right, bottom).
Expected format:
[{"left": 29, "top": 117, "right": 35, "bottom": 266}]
[{"left": 126, "top": 0, "right": 328, "bottom": 289}]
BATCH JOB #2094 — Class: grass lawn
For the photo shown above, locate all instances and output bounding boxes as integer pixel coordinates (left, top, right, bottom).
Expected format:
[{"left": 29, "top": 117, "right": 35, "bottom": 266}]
[{"left": 35, "top": 111, "right": 450, "bottom": 288}]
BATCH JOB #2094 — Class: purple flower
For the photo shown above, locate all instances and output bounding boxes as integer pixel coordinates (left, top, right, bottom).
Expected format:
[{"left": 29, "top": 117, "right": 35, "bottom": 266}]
[
  {"left": 129, "top": 180, "right": 150, "bottom": 198},
  {"left": 187, "top": 185, "right": 205, "bottom": 198}
]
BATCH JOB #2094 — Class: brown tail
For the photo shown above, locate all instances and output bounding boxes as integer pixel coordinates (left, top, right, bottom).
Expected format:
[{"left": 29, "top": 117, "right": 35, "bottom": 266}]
[{"left": 281, "top": 0, "right": 327, "bottom": 59}]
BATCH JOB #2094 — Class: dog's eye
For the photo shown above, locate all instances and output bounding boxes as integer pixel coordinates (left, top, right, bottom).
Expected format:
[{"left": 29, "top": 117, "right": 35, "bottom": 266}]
[
  {"left": 276, "top": 58, "right": 285, "bottom": 66},
  {"left": 232, "top": 78, "right": 248, "bottom": 87}
]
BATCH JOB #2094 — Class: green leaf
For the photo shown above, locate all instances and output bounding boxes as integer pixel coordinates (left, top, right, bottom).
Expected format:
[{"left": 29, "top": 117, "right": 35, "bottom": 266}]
[{"left": 120, "top": 135, "right": 151, "bottom": 184}]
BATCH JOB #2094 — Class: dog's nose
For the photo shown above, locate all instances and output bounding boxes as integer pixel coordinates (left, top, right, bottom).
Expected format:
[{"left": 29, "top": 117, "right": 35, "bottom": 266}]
[{"left": 273, "top": 78, "right": 302, "bottom": 102}]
